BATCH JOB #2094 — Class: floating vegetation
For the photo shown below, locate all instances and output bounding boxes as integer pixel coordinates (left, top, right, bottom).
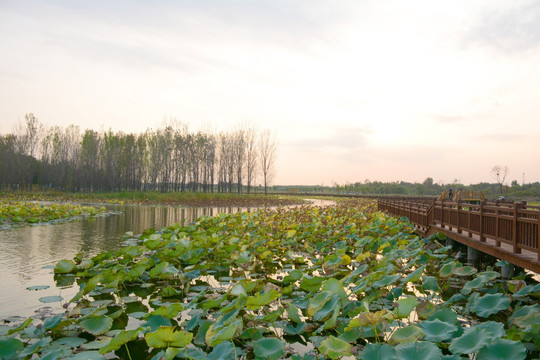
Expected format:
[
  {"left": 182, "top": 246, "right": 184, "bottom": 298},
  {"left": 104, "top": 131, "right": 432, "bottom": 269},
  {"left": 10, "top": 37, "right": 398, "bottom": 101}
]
[
  {"left": 0, "top": 201, "right": 108, "bottom": 229},
  {"left": 1, "top": 204, "right": 539, "bottom": 359}
]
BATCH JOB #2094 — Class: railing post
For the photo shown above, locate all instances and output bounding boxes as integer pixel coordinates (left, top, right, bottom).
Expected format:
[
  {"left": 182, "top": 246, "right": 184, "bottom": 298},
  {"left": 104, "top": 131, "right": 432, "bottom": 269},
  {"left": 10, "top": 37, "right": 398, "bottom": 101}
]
[
  {"left": 496, "top": 205, "right": 500, "bottom": 247},
  {"left": 537, "top": 211, "right": 540, "bottom": 261},
  {"left": 479, "top": 201, "right": 485, "bottom": 242},
  {"left": 457, "top": 201, "right": 462, "bottom": 234},
  {"left": 513, "top": 202, "right": 522, "bottom": 254}
]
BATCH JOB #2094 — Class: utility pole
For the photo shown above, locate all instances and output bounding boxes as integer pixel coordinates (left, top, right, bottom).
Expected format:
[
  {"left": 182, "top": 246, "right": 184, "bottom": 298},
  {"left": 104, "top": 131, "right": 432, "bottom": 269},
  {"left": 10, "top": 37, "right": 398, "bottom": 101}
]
[{"left": 522, "top": 172, "right": 525, "bottom": 186}]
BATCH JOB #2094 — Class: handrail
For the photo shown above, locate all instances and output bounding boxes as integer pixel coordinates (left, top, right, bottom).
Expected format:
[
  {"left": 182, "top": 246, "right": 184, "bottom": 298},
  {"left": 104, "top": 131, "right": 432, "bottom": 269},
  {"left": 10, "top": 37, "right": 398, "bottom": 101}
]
[{"left": 378, "top": 197, "right": 540, "bottom": 262}]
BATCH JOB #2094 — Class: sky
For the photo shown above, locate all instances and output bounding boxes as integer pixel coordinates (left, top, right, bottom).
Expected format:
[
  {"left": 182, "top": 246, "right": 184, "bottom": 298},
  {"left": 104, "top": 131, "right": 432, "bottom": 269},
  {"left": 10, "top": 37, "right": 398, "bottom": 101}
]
[{"left": 1, "top": 0, "right": 539, "bottom": 186}]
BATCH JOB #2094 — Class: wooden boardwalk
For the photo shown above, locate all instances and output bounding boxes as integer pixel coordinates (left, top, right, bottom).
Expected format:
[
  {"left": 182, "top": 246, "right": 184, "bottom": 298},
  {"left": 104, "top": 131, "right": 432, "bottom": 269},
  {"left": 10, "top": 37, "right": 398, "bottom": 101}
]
[{"left": 378, "top": 198, "right": 540, "bottom": 274}]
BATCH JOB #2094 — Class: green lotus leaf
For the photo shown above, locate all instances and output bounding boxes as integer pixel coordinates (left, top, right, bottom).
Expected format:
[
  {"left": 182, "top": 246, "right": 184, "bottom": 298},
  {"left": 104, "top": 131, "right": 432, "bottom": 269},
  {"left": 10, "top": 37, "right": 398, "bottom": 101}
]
[
  {"left": 145, "top": 326, "right": 193, "bottom": 348},
  {"left": 321, "top": 278, "right": 348, "bottom": 298},
  {"left": 51, "top": 336, "right": 87, "bottom": 349},
  {"left": 476, "top": 338, "right": 527, "bottom": 360},
  {"left": 388, "top": 325, "right": 424, "bottom": 345},
  {"left": 469, "top": 293, "right": 510, "bottom": 318},
  {"left": 205, "top": 319, "right": 243, "bottom": 346},
  {"left": 461, "top": 277, "right": 486, "bottom": 295},
  {"left": 358, "top": 343, "right": 397, "bottom": 360},
  {"left": 422, "top": 276, "right": 439, "bottom": 292},
  {"left": 63, "top": 351, "right": 105, "bottom": 360},
  {"left": 313, "top": 294, "right": 341, "bottom": 321},
  {"left": 395, "top": 341, "right": 442, "bottom": 360},
  {"left": 283, "top": 269, "right": 303, "bottom": 284},
  {"left": 206, "top": 340, "right": 236, "bottom": 360},
  {"left": 151, "top": 303, "right": 183, "bottom": 319},
  {"left": 452, "top": 266, "right": 477, "bottom": 276},
  {"left": 475, "top": 321, "right": 505, "bottom": 338},
  {"left": 7, "top": 317, "right": 33, "bottom": 335},
  {"left": 428, "top": 308, "right": 459, "bottom": 324},
  {"left": 300, "top": 276, "right": 323, "bottom": 292},
  {"left": 287, "top": 304, "right": 302, "bottom": 324},
  {"left": 393, "top": 296, "right": 419, "bottom": 319},
  {"left": 43, "top": 315, "right": 64, "bottom": 331},
  {"left": 0, "top": 338, "right": 23, "bottom": 359},
  {"left": 307, "top": 291, "right": 332, "bottom": 317},
  {"left": 144, "top": 314, "right": 173, "bottom": 332},
  {"left": 99, "top": 329, "right": 140, "bottom": 354},
  {"left": 231, "top": 284, "right": 247, "bottom": 297},
  {"left": 252, "top": 338, "right": 285, "bottom": 360},
  {"left": 372, "top": 274, "right": 402, "bottom": 288},
  {"left": 246, "top": 289, "right": 280, "bottom": 310},
  {"left": 510, "top": 305, "right": 540, "bottom": 327},
  {"left": 318, "top": 336, "right": 352, "bottom": 359},
  {"left": 79, "top": 315, "right": 113, "bottom": 335},
  {"left": 416, "top": 301, "right": 436, "bottom": 320},
  {"left": 401, "top": 265, "right": 426, "bottom": 284},
  {"left": 26, "top": 285, "right": 49, "bottom": 291},
  {"left": 54, "top": 259, "right": 77, "bottom": 274},
  {"left": 449, "top": 327, "right": 492, "bottom": 354},
  {"left": 284, "top": 322, "right": 306, "bottom": 335},
  {"left": 439, "top": 261, "right": 459, "bottom": 277},
  {"left": 419, "top": 319, "right": 458, "bottom": 342},
  {"left": 39, "top": 295, "right": 64, "bottom": 303}
]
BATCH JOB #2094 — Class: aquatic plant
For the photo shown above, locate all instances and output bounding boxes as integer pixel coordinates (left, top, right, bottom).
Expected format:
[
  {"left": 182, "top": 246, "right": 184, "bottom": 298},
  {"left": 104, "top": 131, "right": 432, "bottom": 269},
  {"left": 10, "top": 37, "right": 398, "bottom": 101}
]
[{"left": 1, "top": 204, "right": 538, "bottom": 359}]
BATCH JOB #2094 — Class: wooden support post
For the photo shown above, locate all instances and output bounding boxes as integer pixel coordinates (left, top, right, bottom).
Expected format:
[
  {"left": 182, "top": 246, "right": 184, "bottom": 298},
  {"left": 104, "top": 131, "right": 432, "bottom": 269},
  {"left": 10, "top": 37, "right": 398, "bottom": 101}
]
[
  {"left": 479, "top": 201, "right": 485, "bottom": 242},
  {"left": 537, "top": 212, "right": 540, "bottom": 261},
  {"left": 457, "top": 201, "right": 462, "bottom": 234},
  {"left": 513, "top": 202, "right": 522, "bottom": 254},
  {"left": 496, "top": 207, "right": 500, "bottom": 247}
]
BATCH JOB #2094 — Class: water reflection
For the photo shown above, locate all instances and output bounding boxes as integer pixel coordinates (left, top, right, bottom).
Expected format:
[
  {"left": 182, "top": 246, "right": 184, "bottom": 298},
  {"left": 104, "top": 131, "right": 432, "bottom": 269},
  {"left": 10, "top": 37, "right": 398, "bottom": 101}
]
[{"left": 0, "top": 204, "right": 245, "bottom": 318}]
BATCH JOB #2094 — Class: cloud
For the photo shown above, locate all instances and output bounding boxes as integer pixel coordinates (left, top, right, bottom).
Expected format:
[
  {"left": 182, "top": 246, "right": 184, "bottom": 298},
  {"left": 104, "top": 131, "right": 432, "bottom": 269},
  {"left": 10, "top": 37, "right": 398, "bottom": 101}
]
[
  {"left": 284, "top": 126, "right": 373, "bottom": 152},
  {"left": 465, "top": 2, "right": 540, "bottom": 53},
  {"left": 431, "top": 115, "right": 467, "bottom": 124}
]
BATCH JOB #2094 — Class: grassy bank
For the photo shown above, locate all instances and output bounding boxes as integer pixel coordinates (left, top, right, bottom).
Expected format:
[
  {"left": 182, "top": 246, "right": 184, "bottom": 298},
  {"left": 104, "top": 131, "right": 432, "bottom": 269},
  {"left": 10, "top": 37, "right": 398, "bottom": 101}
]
[{"left": 0, "top": 190, "right": 307, "bottom": 208}]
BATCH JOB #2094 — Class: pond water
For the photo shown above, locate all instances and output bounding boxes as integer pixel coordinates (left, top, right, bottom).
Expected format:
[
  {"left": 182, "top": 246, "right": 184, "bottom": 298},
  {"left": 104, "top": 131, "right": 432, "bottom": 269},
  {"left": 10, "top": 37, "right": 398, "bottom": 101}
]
[{"left": 0, "top": 204, "right": 248, "bottom": 319}]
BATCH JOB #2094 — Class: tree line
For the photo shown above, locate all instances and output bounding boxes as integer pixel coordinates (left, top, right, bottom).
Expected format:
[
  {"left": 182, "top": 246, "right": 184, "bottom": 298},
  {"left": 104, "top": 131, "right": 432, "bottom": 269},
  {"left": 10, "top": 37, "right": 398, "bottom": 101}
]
[{"left": 0, "top": 114, "right": 277, "bottom": 194}]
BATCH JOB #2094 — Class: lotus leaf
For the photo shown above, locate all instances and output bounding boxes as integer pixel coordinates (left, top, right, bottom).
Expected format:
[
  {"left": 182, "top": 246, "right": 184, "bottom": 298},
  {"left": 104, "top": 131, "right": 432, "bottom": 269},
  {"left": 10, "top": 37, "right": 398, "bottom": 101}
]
[
  {"left": 63, "top": 351, "right": 105, "bottom": 360},
  {"left": 476, "top": 338, "right": 527, "bottom": 360},
  {"left": 419, "top": 319, "right": 458, "bottom": 342},
  {"left": 246, "top": 289, "right": 280, "bottom": 310},
  {"left": 39, "top": 295, "right": 64, "bottom": 303},
  {"left": 449, "top": 326, "right": 493, "bottom": 354},
  {"left": 145, "top": 326, "right": 193, "bottom": 348},
  {"left": 205, "top": 319, "right": 243, "bottom": 346},
  {"left": 54, "top": 260, "right": 77, "bottom": 274},
  {"left": 99, "top": 329, "right": 140, "bottom": 354},
  {"left": 452, "top": 266, "right": 477, "bottom": 276},
  {"left": 26, "top": 285, "right": 49, "bottom": 291},
  {"left": 0, "top": 338, "right": 23, "bottom": 359},
  {"left": 151, "top": 303, "right": 183, "bottom": 319},
  {"left": 388, "top": 325, "right": 424, "bottom": 345},
  {"left": 359, "top": 343, "right": 397, "bottom": 360},
  {"left": 300, "top": 276, "right": 323, "bottom": 292},
  {"left": 422, "top": 276, "right": 439, "bottom": 292},
  {"left": 401, "top": 265, "right": 426, "bottom": 284},
  {"left": 252, "top": 338, "right": 285, "bottom": 360},
  {"left": 393, "top": 297, "right": 419, "bottom": 319},
  {"left": 318, "top": 336, "right": 352, "bottom": 359},
  {"left": 395, "top": 341, "right": 442, "bottom": 360},
  {"left": 307, "top": 291, "right": 332, "bottom": 317},
  {"left": 469, "top": 293, "right": 510, "bottom": 318}
]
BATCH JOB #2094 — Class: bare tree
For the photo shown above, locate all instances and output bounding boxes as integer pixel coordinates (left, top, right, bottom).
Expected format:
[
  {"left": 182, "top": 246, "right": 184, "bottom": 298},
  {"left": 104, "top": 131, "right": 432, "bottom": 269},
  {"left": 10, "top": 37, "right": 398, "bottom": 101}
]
[
  {"left": 245, "top": 125, "right": 258, "bottom": 194},
  {"left": 491, "top": 165, "right": 509, "bottom": 194},
  {"left": 258, "top": 129, "right": 277, "bottom": 195}
]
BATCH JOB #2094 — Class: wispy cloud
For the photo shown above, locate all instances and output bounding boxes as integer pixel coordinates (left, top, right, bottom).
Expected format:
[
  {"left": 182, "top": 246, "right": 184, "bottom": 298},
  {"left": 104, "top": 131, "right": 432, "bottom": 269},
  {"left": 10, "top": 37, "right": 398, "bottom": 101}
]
[{"left": 465, "top": 2, "right": 540, "bottom": 53}]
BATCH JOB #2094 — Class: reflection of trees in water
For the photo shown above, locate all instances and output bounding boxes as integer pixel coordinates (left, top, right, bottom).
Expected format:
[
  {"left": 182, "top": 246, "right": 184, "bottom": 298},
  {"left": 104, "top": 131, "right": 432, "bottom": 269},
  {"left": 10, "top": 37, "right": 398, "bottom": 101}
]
[{"left": 0, "top": 204, "right": 248, "bottom": 317}]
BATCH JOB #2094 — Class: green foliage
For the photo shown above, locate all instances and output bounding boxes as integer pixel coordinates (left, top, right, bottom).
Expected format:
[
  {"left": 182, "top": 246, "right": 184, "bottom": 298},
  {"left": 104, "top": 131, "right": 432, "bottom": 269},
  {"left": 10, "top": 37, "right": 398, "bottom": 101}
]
[{"left": 3, "top": 204, "right": 539, "bottom": 359}]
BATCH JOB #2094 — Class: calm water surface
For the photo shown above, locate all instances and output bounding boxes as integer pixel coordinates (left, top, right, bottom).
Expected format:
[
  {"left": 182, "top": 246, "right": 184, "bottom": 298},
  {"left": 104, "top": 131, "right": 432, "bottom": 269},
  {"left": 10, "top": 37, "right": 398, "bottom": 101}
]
[{"left": 0, "top": 204, "right": 246, "bottom": 319}]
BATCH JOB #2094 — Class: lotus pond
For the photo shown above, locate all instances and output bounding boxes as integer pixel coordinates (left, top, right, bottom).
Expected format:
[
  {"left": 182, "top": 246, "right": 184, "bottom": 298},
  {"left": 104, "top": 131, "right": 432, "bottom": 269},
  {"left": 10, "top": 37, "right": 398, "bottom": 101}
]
[{"left": 1, "top": 203, "right": 540, "bottom": 359}]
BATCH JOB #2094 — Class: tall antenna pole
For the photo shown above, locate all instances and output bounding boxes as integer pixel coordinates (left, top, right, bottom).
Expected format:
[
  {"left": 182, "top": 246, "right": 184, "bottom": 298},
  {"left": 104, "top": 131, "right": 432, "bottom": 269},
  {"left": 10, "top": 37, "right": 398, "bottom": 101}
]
[{"left": 522, "top": 172, "right": 525, "bottom": 186}]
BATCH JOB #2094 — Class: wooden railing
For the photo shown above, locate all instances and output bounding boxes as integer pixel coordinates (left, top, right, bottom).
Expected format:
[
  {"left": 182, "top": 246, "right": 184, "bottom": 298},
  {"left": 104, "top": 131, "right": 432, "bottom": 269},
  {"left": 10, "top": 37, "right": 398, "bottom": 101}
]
[{"left": 378, "top": 198, "right": 540, "bottom": 262}]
